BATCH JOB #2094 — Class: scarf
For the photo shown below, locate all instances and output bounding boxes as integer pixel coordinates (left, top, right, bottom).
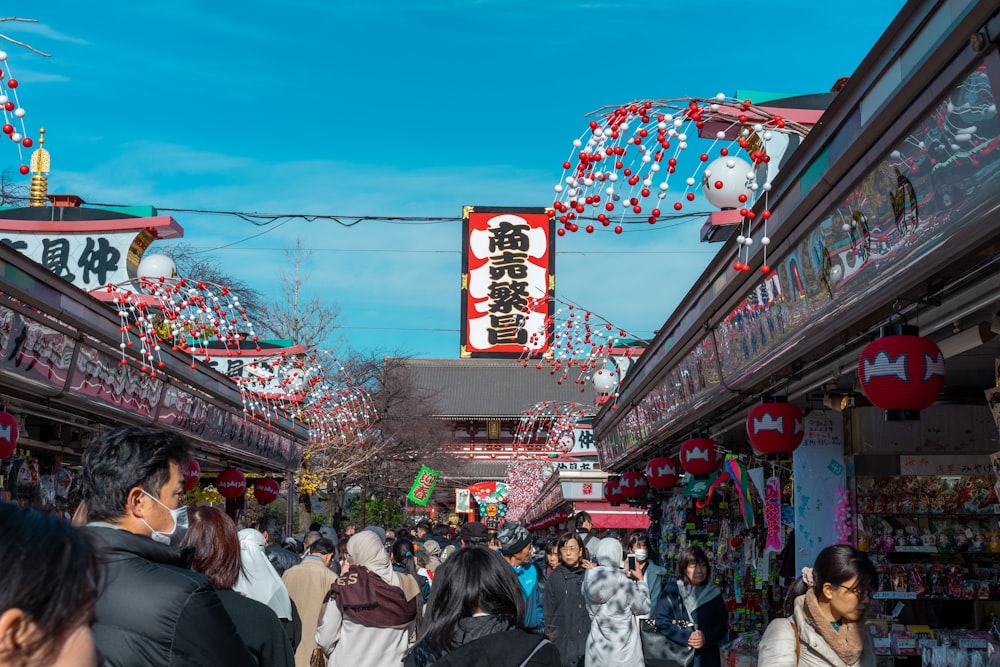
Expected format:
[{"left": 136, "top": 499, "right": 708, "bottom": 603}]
[
  {"left": 327, "top": 565, "right": 417, "bottom": 628},
  {"left": 677, "top": 579, "right": 721, "bottom": 618},
  {"left": 349, "top": 530, "right": 399, "bottom": 586},
  {"left": 803, "top": 589, "right": 865, "bottom": 664}
]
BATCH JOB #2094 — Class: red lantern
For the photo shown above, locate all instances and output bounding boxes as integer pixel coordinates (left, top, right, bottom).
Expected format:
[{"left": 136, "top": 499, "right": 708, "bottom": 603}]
[
  {"left": 679, "top": 437, "right": 721, "bottom": 476},
  {"left": 0, "top": 411, "right": 18, "bottom": 459},
  {"left": 645, "top": 457, "right": 680, "bottom": 489},
  {"left": 619, "top": 471, "right": 648, "bottom": 498},
  {"left": 857, "top": 324, "right": 944, "bottom": 420},
  {"left": 216, "top": 468, "right": 246, "bottom": 499},
  {"left": 253, "top": 477, "right": 281, "bottom": 504},
  {"left": 182, "top": 459, "right": 201, "bottom": 492},
  {"left": 604, "top": 478, "right": 626, "bottom": 504},
  {"left": 746, "top": 400, "right": 804, "bottom": 456}
]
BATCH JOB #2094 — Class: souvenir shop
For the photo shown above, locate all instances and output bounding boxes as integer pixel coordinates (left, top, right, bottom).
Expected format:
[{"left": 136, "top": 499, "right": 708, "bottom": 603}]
[
  {"left": 0, "top": 198, "right": 306, "bottom": 521},
  {"left": 588, "top": 1, "right": 1000, "bottom": 664}
]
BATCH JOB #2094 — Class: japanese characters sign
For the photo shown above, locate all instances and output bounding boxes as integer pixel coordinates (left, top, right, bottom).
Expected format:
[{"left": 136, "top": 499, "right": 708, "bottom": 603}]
[
  {"left": 461, "top": 207, "right": 554, "bottom": 357},
  {"left": 407, "top": 465, "right": 440, "bottom": 506}
]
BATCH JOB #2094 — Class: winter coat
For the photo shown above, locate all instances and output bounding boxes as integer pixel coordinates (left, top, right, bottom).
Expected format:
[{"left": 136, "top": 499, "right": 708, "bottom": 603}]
[
  {"left": 582, "top": 566, "right": 650, "bottom": 667},
  {"left": 86, "top": 525, "right": 257, "bottom": 667},
  {"left": 405, "top": 615, "right": 561, "bottom": 667},
  {"left": 514, "top": 561, "right": 545, "bottom": 633},
  {"left": 217, "top": 589, "right": 295, "bottom": 667},
  {"left": 654, "top": 580, "right": 728, "bottom": 667},
  {"left": 282, "top": 556, "right": 339, "bottom": 667},
  {"left": 640, "top": 561, "right": 669, "bottom": 614},
  {"left": 543, "top": 564, "right": 590, "bottom": 667},
  {"left": 266, "top": 544, "right": 302, "bottom": 577},
  {"left": 757, "top": 595, "right": 876, "bottom": 667}
]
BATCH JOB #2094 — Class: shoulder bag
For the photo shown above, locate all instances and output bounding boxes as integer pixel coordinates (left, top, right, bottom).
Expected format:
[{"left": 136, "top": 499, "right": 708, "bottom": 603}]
[{"left": 639, "top": 593, "right": 696, "bottom": 667}]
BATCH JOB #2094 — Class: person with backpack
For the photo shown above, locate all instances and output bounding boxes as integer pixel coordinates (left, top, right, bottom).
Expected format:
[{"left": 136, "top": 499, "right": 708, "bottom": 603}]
[{"left": 757, "top": 544, "right": 877, "bottom": 666}]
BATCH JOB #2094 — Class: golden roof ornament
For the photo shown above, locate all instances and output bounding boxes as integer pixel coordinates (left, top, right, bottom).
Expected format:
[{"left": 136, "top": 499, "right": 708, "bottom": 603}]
[{"left": 28, "top": 127, "right": 48, "bottom": 207}]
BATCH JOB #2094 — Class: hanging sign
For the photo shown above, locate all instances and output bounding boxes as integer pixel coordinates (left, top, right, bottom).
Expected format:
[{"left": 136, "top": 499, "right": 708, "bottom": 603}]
[
  {"left": 407, "top": 466, "right": 440, "bottom": 507},
  {"left": 455, "top": 488, "right": 471, "bottom": 513},
  {"left": 764, "top": 476, "right": 783, "bottom": 554}
]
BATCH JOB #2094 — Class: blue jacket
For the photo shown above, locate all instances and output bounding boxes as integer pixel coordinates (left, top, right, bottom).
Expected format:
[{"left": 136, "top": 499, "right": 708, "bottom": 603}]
[{"left": 514, "top": 562, "right": 545, "bottom": 633}]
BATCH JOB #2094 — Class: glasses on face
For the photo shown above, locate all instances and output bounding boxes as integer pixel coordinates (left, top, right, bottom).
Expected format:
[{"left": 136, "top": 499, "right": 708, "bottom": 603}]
[
  {"left": 834, "top": 583, "right": 872, "bottom": 599},
  {"left": 686, "top": 562, "right": 707, "bottom": 570},
  {"left": 560, "top": 545, "right": 581, "bottom": 553}
]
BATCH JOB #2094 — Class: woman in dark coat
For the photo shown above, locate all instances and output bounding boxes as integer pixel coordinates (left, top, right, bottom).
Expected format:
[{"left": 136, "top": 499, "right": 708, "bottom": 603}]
[
  {"left": 543, "top": 532, "right": 594, "bottom": 667},
  {"left": 654, "top": 546, "right": 728, "bottom": 667}
]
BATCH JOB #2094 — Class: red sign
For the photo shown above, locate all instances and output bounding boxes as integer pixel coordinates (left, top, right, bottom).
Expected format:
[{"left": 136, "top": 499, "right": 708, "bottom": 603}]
[
  {"left": 461, "top": 207, "right": 555, "bottom": 357},
  {"left": 0, "top": 411, "right": 18, "bottom": 458}
]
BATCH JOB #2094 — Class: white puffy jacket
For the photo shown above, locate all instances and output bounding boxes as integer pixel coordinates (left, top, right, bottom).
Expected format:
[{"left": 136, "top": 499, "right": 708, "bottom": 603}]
[{"left": 757, "top": 595, "right": 876, "bottom": 667}]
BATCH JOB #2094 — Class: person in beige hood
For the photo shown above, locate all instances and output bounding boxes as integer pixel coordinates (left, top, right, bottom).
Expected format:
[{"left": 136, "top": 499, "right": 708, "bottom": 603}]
[{"left": 757, "top": 545, "right": 877, "bottom": 667}]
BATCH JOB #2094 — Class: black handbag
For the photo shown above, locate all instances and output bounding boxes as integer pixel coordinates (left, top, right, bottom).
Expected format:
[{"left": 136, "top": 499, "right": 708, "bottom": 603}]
[{"left": 639, "top": 618, "right": 695, "bottom": 667}]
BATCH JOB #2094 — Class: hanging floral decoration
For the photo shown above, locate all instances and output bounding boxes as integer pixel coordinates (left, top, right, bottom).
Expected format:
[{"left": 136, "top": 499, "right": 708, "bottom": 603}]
[
  {"left": 505, "top": 458, "right": 553, "bottom": 521},
  {"left": 552, "top": 95, "right": 811, "bottom": 272},
  {"left": 0, "top": 47, "right": 37, "bottom": 174},
  {"left": 513, "top": 401, "right": 596, "bottom": 454},
  {"left": 517, "top": 297, "right": 646, "bottom": 405}
]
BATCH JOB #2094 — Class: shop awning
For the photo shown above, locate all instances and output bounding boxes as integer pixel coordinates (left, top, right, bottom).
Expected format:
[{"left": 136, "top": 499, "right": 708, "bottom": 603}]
[{"left": 575, "top": 501, "right": 650, "bottom": 530}]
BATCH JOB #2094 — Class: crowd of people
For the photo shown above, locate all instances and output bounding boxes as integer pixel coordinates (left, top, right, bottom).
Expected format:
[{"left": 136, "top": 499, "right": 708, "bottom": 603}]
[{"left": 1, "top": 425, "right": 880, "bottom": 667}]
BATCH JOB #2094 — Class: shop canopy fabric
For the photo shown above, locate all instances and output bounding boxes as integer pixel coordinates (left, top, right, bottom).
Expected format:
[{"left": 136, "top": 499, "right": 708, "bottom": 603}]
[{"left": 575, "top": 501, "right": 650, "bottom": 530}]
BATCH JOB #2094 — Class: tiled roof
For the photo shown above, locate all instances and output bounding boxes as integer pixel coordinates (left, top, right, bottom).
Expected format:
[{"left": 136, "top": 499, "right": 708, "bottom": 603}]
[
  {"left": 442, "top": 459, "right": 511, "bottom": 482},
  {"left": 397, "top": 357, "right": 599, "bottom": 418}
]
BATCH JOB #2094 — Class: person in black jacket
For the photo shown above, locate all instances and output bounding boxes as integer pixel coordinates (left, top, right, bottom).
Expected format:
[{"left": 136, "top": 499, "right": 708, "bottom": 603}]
[
  {"left": 654, "top": 546, "right": 729, "bottom": 667},
  {"left": 405, "top": 546, "right": 560, "bottom": 667},
  {"left": 258, "top": 513, "right": 301, "bottom": 577},
  {"left": 543, "top": 532, "right": 594, "bottom": 667},
  {"left": 80, "top": 426, "right": 256, "bottom": 667}
]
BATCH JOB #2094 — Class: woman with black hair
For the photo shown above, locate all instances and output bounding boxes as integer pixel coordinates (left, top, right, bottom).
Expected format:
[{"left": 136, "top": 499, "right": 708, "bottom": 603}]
[
  {"left": 0, "top": 502, "right": 101, "bottom": 667},
  {"left": 757, "top": 544, "right": 876, "bottom": 666},
  {"left": 654, "top": 546, "right": 728, "bottom": 667},
  {"left": 392, "top": 537, "right": 431, "bottom": 604},
  {"left": 625, "top": 533, "right": 668, "bottom": 613},
  {"left": 404, "top": 546, "right": 561, "bottom": 667},
  {"left": 543, "top": 532, "right": 593, "bottom": 667}
]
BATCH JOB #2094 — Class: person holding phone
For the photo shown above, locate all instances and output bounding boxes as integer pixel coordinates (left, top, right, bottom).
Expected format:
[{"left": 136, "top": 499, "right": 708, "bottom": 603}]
[
  {"left": 582, "top": 537, "right": 649, "bottom": 666},
  {"left": 654, "top": 546, "right": 728, "bottom": 667},
  {"left": 626, "top": 534, "right": 669, "bottom": 613}
]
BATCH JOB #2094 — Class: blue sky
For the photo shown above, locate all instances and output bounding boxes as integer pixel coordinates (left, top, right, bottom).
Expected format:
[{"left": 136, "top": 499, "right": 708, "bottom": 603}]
[{"left": 1, "top": 1, "right": 906, "bottom": 359}]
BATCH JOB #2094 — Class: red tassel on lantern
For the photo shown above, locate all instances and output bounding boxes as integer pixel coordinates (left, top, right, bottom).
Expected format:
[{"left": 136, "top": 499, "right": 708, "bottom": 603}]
[
  {"left": 679, "top": 437, "right": 721, "bottom": 476},
  {"left": 253, "top": 477, "right": 280, "bottom": 504},
  {"left": 645, "top": 457, "right": 680, "bottom": 489},
  {"left": 746, "top": 399, "right": 804, "bottom": 456},
  {"left": 604, "top": 478, "right": 626, "bottom": 504},
  {"left": 216, "top": 468, "right": 246, "bottom": 499},
  {"left": 857, "top": 323, "right": 944, "bottom": 420}
]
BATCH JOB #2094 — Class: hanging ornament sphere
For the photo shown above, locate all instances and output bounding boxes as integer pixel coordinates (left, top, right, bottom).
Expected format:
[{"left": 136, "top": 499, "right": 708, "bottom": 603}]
[
  {"left": 746, "top": 400, "right": 804, "bottom": 456},
  {"left": 253, "top": 477, "right": 281, "bottom": 505},
  {"left": 592, "top": 368, "right": 617, "bottom": 394},
  {"left": 619, "top": 471, "right": 648, "bottom": 498},
  {"left": 702, "top": 156, "right": 754, "bottom": 209},
  {"left": 679, "top": 437, "right": 721, "bottom": 476},
  {"left": 216, "top": 468, "right": 246, "bottom": 499},
  {"left": 182, "top": 458, "right": 201, "bottom": 492},
  {"left": 857, "top": 323, "right": 944, "bottom": 420},
  {"left": 645, "top": 456, "right": 680, "bottom": 489},
  {"left": 137, "top": 253, "right": 177, "bottom": 280}
]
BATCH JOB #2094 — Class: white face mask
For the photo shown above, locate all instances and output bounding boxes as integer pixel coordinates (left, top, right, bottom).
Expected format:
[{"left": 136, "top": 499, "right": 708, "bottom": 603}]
[
  {"left": 634, "top": 548, "right": 648, "bottom": 562},
  {"left": 141, "top": 490, "right": 189, "bottom": 546}
]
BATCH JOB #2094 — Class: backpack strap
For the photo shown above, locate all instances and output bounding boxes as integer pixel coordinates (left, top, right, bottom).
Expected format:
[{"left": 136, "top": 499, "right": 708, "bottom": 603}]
[
  {"left": 517, "top": 638, "right": 551, "bottom": 667},
  {"left": 789, "top": 619, "right": 800, "bottom": 662}
]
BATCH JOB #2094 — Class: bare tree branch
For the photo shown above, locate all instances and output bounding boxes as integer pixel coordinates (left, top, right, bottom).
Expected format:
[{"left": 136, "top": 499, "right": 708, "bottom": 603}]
[{"left": 0, "top": 18, "right": 52, "bottom": 57}]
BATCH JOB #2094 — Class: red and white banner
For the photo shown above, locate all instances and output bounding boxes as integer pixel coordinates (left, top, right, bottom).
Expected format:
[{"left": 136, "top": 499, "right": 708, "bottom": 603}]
[{"left": 461, "top": 207, "right": 554, "bottom": 357}]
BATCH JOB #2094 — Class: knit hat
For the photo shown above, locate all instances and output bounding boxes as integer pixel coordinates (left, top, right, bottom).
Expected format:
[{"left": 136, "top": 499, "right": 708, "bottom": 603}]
[
  {"left": 459, "top": 521, "right": 488, "bottom": 544},
  {"left": 497, "top": 521, "right": 532, "bottom": 556},
  {"left": 421, "top": 539, "right": 442, "bottom": 557}
]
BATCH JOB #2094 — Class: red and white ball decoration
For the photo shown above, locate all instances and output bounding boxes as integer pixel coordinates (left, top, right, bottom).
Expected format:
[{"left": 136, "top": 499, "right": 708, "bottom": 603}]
[
  {"left": 0, "top": 410, "right": 18, "bottom": 458},
  {"left": 679, "top": 437, "right": 721, "bottom": 476},
  {"left": 857, "top": 324, "right": 945, "bottom": 421},
  {"left": 552, "top": 95, "right": 809, "bottom": 272},
  {"left": 182, "top": 458, "right": 201, "bottom": 492},
  {"left": 645, "top": 456, "right": 680, "bottom": 489},
  {"left": 252, "top": 477, "right": 281, "bottom": 505},
  {"left": 0, "top": 50, "right": 35, "bottom": 174},
  {"left": 514, "top": 401, "right": 596, "bottom": 454},
  {"left": 604, "top": 478, "right": 626, "bottom": 504},
  {"left": 619, "top": 471, "right": 648, "bottom": 499},
  {"left": 505, "top": 459, "right": 552, "bottom": 521},
  {"left": 746, "top": 400, "right": 804, "bottom": 456},
  {"left": 216, "top": 468, "right": 246, "bottom": 499}
]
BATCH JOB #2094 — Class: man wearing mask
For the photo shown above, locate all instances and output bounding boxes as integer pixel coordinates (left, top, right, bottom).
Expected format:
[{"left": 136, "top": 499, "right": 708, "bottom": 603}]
[{"left": 81, "top": 426, "right": 256, "bottom": 667}]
